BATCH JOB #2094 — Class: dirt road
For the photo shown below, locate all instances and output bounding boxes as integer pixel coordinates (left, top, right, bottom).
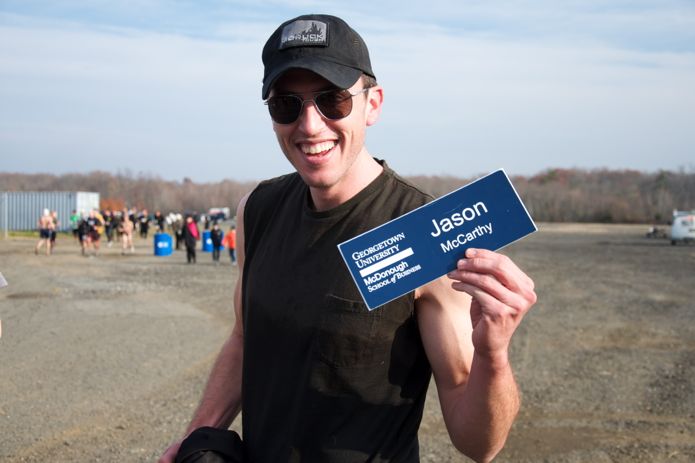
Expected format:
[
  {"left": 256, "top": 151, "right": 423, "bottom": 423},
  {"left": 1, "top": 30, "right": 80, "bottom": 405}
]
[{"left": 1, "top": 224, "right": 693, "bottom": 462}]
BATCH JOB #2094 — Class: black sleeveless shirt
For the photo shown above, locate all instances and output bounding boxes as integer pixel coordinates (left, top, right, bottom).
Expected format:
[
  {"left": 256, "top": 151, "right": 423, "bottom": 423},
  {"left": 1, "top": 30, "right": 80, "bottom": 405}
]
[{"left": 242, "top": 162, "right": 433, "bottom": 462}]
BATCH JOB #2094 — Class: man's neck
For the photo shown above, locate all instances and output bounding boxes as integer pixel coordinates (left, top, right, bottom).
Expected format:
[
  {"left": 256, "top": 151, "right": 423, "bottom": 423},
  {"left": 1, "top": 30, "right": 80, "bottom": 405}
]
[{"left": 308, "top": 153, "right": 384, "bottom": 212}]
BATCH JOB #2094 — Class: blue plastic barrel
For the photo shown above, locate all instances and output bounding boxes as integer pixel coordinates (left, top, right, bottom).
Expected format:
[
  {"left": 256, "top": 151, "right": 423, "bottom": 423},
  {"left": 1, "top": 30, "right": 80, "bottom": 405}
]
[
  {"left": 202, "top": 230, "right": 213, "bottom": 252},
  {"left": 154, "top": 233, "right": 173, "bottom": 256}
]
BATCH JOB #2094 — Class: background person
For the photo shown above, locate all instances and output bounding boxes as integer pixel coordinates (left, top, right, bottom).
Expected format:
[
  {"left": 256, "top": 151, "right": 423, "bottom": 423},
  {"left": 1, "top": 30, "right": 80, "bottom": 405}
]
[
  {"left": 222, "top": 225, "right": 236, "bottom": 265},
  {"left": 129, "top": 208, "right": 138, "bottom": 235},
  {"left": 154, "top": 210, "right": 165, "bottom": 233},
  {"left": 77, "top": 211, "right": 90, "bottom": 255},
  {"left": 119, "top": 211, "right": 135, "bottom": 255},
  {"left": 111, "top": 210, "right": 123, "bottom": 244},
  {"left": 103, "top": 209, "right": 114, "bottom": 247},
  {"left": 49, "top": 210, "right": 59, "bottom": 251},
  {"left": 34, "top": 208, "right": 53, "bottom": 256},
  {"left": 170, "top": 213, "right": 184, "bottom": 250},
  {"left": 84, "top": 209, "right": 102, "bottom": 257},
  {"left": 139, "top": 209, "right": 150, "bottom": 239},
  {"left": 70, "top": 209, "right": 80, "bottom": 242},
  {"left": 210, "top": 222, "right": 223, "bottom": 265},
  {"left": 182, "top": 215, "right": 200, "bottom": 264}
]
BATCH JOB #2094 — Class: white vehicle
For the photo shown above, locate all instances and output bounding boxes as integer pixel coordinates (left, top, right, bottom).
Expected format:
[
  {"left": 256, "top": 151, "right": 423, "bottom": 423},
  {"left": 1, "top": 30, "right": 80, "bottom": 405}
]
[
  {"left": 670, "top": 210, "right": 695, "bottom": 245},
  {"left": 208, "top": 207, "right": 230, "bottom": 221}
]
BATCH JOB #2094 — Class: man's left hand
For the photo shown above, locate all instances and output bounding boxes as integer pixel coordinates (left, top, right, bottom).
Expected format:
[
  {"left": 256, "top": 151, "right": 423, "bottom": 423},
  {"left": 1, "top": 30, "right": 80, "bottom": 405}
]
[{"left": 447, "top": 248, "right": 536, "bottom": 365}]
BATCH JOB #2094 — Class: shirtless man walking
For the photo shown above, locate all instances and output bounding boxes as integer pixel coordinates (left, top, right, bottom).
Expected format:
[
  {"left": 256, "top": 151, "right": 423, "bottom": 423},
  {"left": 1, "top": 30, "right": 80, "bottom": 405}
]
[{"left": 34, "top": 209, "right": 54, "bottom": 256}]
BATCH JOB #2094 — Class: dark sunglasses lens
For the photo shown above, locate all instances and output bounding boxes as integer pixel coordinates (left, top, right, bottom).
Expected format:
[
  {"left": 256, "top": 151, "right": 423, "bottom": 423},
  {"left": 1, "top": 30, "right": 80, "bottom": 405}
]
[
  {"left": 315, "top": 90, "right": 353, "bottom": 120},
  {"left": 268, "top": 96, "right": 301, "bottom": 124}
]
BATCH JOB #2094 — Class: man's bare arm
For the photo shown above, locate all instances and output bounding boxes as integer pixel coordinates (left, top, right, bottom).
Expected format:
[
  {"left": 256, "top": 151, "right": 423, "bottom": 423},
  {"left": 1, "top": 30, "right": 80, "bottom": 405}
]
[
  {"left": 159, "top": 194, "right": 250, "bottom": 463},
  {"left": 416, "top": 248, "right": 536, "bottom": 463}
]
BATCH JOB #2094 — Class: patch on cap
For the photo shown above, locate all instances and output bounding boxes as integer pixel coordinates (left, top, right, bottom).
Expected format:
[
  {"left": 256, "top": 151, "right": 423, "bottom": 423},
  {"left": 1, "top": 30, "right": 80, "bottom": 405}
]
[{"left": 279, "top": 20, "right": 328, "bottom": 49}]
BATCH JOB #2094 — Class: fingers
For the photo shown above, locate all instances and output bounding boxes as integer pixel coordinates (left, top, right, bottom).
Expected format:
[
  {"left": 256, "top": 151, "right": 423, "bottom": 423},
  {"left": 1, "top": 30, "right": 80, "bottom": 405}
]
[
  {"left": 451, "top": 277, "right": 529, "bottom": 315},
  {"left": 447, "top": 248, "right": 536, "bottom": 308},
  {"left": 464, "top": 248, "right": 533, "bottom": 290},
  {"left": 453, "top": 249, "right": 534, "bottom": 292}
]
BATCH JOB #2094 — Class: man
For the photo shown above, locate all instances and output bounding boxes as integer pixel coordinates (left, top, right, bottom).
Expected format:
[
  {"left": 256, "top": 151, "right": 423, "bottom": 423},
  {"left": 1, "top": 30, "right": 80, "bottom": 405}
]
[
  {"left": 84, "top": 209, "right": 103, "bottom": 257},
  {"left": 171, "top": 213, "right": 184, "bottom": 250},
  {"left": 34, "top": 208, "right": 54, "bottom": 255},
  {"left": 222, "top": 225, "right": 236, "bottom": 264},
  {"left": 70, "top": 209, "right": 81, "bottom": 242},
  {"left": 139, "top": 208, "right": 150, "bottom": 239},
  {"left": 182, "top": 215, "right": 200, "bottom": 264},
  {"left": 49, "top": 210, "right": 59, "bottom": 250},
  {"left": 210, "top": 222, "right": 224, "bottom": 265},
  {"left": 103, "top": 209, "right": 114, "bottom": 247},
  {"left": 160, "top": 14, "right": 536, "bottom": 463},
  {"left": 119, "top": 209, "right": 135, "bottom": 255},
  {"left": 155, "top": 210, "right": 166, "bottom": 233}
]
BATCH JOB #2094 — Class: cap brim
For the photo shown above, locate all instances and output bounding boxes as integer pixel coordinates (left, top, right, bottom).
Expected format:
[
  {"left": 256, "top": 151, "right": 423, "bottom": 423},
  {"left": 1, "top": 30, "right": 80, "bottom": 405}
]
[{"left": 262, "top": 58, "right": 363, "bottom": 99}]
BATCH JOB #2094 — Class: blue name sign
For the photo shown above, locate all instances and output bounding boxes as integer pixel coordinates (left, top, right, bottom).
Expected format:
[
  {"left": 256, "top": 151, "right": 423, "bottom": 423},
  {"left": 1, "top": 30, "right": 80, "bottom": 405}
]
[{"left": 338, "top": 169, "right": 537, "bottom": 310}]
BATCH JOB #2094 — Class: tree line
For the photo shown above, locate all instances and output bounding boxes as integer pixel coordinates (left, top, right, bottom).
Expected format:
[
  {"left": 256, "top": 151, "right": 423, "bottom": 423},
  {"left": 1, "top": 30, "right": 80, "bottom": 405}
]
[
  {"left": 0, "top": 170, "right": 257, "bottom": 218},
  {"left": 411, "top": 168, "right": 694, "bottom": 224},
  {"left": 1, "top": 168, "right": 693, "bottom": 224}
]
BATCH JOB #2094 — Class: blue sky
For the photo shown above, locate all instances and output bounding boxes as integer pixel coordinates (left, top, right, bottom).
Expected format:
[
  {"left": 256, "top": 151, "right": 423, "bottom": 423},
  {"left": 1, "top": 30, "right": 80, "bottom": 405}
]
[{"left": 1, "top": 1, "right": 694, "bottom": 182}]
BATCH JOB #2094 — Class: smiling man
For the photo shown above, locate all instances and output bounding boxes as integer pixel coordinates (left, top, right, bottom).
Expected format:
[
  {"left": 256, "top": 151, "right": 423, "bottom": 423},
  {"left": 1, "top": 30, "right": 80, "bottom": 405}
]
[{"left": 160, "top": 14, "right": 536, "bottom": 463}]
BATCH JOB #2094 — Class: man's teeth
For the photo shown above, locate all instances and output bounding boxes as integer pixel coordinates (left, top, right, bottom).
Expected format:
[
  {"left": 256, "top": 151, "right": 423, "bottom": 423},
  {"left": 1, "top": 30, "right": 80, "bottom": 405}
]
[{"left": 301, "top": 141, "right": 336, "bottom": 154}]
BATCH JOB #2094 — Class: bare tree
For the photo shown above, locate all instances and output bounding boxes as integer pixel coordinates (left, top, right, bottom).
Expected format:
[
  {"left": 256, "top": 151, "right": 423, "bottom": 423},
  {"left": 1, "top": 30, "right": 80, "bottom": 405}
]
[{"left": 2, "top": 168, "right": 693, "bottom": 223}]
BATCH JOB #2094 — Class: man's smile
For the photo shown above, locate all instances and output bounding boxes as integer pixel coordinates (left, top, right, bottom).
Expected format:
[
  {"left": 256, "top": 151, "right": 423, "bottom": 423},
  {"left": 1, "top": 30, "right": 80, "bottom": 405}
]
[{"left": 299, "top": 140, "right": 338, "bottom": 155}]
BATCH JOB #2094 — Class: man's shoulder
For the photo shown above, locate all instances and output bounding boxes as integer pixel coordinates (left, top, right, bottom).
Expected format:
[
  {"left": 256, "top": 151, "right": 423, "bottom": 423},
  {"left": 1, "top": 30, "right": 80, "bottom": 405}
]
[
  {"left": 243, "top": 172, "right": 303, "bottom": 225},
  {"left": 380, "top": 162, "right": 434, "bottom": 208},
  {"left": 387, "top": 170, "right": 433, "bottom": 201},
  {"left": 249, "top": 172, "right": 303, "bottom": 204},
  {"left": 257, "top": 171, "right": 302, "bottom": 188}
]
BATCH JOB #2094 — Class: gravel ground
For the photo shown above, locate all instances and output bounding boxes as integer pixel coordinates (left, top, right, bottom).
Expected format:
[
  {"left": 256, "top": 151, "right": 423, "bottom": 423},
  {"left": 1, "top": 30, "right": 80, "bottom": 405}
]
[{"left": 1, "top": 223, "right": 694, "bottom": 462}]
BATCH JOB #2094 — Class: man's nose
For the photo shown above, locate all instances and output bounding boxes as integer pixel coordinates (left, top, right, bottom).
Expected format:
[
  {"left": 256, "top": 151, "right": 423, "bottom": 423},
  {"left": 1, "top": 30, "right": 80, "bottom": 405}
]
[{"left": 296, "top": 100, "right": 326, "bottom": 133}]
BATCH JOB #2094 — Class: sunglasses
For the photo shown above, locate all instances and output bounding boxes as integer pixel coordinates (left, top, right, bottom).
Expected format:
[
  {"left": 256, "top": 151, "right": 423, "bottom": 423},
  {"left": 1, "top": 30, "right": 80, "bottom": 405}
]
[{"left": 265, "top": 87, "right": 370, "bottom": 124}]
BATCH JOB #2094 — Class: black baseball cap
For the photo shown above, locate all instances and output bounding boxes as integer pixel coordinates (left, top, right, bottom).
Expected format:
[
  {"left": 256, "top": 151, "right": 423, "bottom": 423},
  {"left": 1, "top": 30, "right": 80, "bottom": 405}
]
[{"left": 261, "top": 14, "right": 376, "bottom": 99}]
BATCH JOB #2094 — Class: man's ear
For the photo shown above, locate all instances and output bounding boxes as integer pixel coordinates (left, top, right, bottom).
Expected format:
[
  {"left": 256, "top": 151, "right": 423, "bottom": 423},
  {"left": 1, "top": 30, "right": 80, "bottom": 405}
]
[{"left": 365, "top": 85, "right": 384, "bottom": 127}]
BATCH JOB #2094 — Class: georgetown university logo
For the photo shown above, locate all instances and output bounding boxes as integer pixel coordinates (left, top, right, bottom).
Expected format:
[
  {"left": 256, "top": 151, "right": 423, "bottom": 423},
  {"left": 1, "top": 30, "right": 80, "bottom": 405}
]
[{"left": 280, "top": 20, "right": 327, "bottom": 49}]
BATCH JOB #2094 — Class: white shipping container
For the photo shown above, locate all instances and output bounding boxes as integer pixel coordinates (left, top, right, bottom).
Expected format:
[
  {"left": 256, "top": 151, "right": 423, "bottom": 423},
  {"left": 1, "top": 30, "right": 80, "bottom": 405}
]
[{"left": 0, "top": 191, "right": 100, "bottom": 233}]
